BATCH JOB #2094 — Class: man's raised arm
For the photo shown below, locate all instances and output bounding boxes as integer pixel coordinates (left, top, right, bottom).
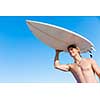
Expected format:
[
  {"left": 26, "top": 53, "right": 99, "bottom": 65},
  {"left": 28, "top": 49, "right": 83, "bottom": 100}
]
[{"left": 54, "top": 50, "right": 70, "bottom": 72}]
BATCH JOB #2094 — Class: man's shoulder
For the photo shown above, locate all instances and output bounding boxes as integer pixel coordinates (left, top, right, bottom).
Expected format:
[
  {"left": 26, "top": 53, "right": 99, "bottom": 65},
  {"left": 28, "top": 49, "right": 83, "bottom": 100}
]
[
  {"left": 84, "top": 58, "right": 96, "bottom": 63},
  {"left": 83, "top": 58, "right": 93, "bottom": 61}
]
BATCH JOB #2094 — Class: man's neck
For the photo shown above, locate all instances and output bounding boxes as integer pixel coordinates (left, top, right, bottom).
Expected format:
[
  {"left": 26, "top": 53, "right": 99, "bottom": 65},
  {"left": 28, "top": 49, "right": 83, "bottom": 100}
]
[{"left": 73, "top": 55, "right": 82, "bottom": 64}]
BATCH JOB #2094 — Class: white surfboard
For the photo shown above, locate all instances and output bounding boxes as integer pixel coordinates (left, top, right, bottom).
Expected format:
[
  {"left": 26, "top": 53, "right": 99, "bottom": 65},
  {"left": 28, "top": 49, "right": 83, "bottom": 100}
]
[{"left": 26, "top": 20, "right": 95, "bottom": 53}]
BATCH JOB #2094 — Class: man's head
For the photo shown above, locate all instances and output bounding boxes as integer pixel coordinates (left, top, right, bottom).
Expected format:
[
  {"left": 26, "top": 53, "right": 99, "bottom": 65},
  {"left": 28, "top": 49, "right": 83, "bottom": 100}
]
[{"left": 67, "top": 44, "right": 81, "bottom": 57}]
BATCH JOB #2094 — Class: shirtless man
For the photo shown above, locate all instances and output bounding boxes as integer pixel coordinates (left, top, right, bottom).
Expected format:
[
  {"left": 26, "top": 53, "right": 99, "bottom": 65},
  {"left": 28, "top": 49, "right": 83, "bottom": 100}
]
[{"left": 54, "top": 44, "right": 100, "bottom": 83}]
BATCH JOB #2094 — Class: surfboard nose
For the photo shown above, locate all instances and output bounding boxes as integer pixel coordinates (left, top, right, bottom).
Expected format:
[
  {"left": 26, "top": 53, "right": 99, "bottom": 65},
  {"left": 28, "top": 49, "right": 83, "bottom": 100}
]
[{"left": 26, "top": 20, "right": 32, "bottom": 24}]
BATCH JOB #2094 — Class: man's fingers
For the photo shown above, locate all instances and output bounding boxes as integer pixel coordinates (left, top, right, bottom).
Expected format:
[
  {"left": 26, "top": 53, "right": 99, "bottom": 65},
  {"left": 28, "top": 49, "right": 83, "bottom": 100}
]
[{"left": 56, "top": 49, "right": 63, "bottom": 52}]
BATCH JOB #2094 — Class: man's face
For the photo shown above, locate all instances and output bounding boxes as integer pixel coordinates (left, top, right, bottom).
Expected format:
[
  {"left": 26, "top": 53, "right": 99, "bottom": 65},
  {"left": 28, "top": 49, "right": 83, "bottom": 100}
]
[{"left": 68, "top": 47, "right": 79, "bottom": 57}]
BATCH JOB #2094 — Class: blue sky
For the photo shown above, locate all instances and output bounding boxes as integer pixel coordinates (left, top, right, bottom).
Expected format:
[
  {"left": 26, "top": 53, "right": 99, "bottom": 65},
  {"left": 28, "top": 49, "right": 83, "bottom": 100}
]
[{"left": 0, "top": 16, "right": 100, "bottom": 83}]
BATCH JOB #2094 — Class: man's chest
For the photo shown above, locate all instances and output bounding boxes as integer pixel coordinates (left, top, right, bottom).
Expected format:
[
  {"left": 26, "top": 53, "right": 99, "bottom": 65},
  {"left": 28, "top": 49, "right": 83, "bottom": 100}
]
[{"left": 71, "top": 60, "right": 93, "bottom": 73}]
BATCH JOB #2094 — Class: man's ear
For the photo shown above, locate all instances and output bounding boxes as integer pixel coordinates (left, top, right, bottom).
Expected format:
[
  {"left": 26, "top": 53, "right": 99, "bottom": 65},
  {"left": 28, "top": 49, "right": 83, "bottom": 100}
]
[{"left": 77, "top": 47, "right": 80, "bottom": 54}]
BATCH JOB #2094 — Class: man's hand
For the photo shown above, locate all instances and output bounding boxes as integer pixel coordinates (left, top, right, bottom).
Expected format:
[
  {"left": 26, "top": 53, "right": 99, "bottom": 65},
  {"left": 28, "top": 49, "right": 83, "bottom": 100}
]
[
  {"left": 54, "top": 50, "right": 62, "bottom": 61},
  {"left": 54, "top": 49, "right": 63, "bottom": 62},
  {"left": 56, "top": 49, "right": 63, "bottom": 54}
]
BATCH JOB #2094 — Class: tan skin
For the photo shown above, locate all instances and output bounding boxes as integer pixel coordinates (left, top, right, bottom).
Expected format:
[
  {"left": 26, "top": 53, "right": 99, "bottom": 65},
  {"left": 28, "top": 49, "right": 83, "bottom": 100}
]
[{"left": 54, "top": 47, "right": 100, "bottom": 83}]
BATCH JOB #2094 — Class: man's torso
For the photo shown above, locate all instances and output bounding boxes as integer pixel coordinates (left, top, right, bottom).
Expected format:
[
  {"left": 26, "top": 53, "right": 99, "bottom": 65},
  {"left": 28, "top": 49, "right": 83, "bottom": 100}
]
[{"left": 69, "top": 58, "right": 98, "bottom": 83}]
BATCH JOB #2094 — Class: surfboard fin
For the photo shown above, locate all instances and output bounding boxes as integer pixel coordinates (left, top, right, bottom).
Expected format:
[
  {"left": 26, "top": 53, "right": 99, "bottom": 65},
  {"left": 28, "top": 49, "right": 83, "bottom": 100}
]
[
  {"left": 88, "top": 46, "right": 96, "bottom": 58},
  {"left": 91, "top": 47, "right": 96, "bottom": 51},
  {"left": 89, "top": 50, "right": 92, "bottom": 58}
]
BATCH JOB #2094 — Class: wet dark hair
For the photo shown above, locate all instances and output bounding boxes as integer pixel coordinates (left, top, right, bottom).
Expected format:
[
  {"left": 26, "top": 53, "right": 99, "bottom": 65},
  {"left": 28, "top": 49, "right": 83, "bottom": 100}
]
[
  {"left": 67, "top": 44, "right": 81, "bottom": 56},
  {"left": 67, "top": 44, "right": 77, "bottom": 50}
]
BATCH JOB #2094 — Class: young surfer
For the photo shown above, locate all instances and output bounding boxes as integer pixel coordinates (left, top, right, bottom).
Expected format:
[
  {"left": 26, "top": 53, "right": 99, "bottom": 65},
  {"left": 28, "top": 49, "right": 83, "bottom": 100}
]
[{"left": 54, "top": 44, "right": 100, "bottom": 83}]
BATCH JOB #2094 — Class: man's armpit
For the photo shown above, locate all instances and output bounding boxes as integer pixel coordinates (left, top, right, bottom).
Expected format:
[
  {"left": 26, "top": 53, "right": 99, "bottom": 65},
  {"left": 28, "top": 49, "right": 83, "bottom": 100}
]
[{"left": 65, "top": 64, "right": 71, "bottom": 71}]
